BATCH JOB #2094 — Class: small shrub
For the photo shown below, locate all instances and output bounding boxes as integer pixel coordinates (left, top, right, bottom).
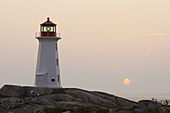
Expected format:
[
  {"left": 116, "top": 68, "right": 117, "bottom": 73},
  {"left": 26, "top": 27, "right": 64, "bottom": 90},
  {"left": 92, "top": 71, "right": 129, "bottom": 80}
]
[{"left": 151, "top": 98, "right": 170, "bottom": 106}]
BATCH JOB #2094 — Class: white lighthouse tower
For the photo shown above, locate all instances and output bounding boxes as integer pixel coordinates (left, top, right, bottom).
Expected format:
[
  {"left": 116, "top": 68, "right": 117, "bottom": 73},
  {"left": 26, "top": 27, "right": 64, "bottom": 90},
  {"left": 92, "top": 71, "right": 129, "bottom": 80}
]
[{"left": 35, "top": 17, "right": 62, "bottom": 88}]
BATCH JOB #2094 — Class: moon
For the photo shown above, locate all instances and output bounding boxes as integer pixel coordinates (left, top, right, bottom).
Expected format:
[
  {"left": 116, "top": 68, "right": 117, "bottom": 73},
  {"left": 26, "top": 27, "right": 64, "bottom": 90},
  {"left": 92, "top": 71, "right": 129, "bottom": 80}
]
[{"left": 123, "top": 79, "right": 131, "bottom": 85}]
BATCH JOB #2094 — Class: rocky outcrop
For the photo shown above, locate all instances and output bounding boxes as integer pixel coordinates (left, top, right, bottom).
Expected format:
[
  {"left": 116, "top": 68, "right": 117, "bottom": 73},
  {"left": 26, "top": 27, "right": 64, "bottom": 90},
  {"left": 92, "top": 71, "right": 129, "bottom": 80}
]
[
  {"left": 0, "top": 85, "right": 170, "bottom": 113},
  {"left": 0, "top": 97, "right": 24, "bottom": 109},
  {"left": 0, "top": 85, "right": 24, "bottom": 97}
]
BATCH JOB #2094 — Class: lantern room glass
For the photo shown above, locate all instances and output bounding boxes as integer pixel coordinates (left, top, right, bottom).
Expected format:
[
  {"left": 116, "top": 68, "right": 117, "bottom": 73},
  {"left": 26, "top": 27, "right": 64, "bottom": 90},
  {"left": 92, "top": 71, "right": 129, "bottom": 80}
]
[{"left": 41, "top": 26, "right": 56, "bottom": 32}]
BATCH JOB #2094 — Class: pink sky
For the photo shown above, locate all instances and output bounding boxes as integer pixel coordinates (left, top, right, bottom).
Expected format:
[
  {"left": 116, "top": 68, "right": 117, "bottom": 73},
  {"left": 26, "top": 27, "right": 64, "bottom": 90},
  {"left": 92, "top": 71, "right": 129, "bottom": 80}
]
[{"left": 0, "top": 0, "right": 170, "bottom": 95}]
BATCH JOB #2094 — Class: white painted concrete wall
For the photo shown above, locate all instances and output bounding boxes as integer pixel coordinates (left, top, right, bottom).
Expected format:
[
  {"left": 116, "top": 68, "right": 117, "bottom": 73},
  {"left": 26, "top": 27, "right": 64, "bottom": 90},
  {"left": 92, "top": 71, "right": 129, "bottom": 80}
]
[{"left": 35, "top": 37, "right": 62, "bottom": 88}]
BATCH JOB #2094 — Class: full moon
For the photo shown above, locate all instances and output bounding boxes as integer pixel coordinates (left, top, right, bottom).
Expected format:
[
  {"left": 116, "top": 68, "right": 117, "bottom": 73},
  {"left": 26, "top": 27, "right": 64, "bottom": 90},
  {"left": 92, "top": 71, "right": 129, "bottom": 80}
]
[{"left": 123, "top": 79, "right": 131, "bottom": 85}]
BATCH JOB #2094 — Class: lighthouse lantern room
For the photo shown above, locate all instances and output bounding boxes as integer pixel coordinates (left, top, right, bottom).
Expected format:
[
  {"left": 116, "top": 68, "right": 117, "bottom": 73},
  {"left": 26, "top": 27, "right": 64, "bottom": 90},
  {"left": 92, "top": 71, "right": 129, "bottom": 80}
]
[
  {"left": 40, "top": 17, "right": 56, "bottom": 37},
  {"left": 35, "top": 17, "right": 62, "bottom": 88}
]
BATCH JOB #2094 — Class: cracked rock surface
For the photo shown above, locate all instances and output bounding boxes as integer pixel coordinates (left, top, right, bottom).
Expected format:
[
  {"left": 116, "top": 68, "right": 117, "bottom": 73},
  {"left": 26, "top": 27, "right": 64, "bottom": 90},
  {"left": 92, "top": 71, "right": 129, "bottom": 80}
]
[{"left": 0, "top": 85, "right": 170, "bottom": 113}]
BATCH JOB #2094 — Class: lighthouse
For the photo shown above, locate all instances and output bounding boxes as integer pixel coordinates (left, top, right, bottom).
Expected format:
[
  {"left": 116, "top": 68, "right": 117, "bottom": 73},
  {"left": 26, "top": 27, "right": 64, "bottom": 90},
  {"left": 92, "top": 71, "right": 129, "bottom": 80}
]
[{"left": 35, "top": 17, "right": 62, "bottom": 88}]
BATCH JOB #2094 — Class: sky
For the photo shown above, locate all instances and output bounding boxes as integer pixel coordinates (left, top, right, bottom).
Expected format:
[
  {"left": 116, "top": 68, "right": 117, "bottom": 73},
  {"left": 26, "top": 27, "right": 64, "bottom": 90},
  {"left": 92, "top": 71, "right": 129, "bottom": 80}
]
[{"left": 0, "top": 0, "right": 170, "bottom": 96}]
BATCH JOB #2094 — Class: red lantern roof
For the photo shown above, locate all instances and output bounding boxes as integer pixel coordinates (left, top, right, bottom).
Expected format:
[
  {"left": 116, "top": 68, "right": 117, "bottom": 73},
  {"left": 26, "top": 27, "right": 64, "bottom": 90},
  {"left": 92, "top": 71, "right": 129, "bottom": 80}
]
[{"left": 41, "top": 17, "right": 56, "bottom": 26}]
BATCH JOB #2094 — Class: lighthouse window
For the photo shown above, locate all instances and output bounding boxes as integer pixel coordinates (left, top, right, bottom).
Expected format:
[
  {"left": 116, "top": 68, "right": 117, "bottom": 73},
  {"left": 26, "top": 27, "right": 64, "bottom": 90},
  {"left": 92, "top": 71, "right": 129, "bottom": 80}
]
[
  {"left": 44, "top": 27, "right": 53, "bottom": 32},
  {"left": 41, "top": 26, "right": 44, "bottom": 32},
  {"left": 57, "top": 75, "right": 60, "bottom": 82},
  {"left": 55, "top": 43, "right": 57, "bottom": 50},
  {"left": 51, "top": 79, "right": 55, "bottom": 82},
  {"left": 54, "top": 27, "right": 56, "bottom": 32},
  {"left": 56, "top": 59, "right": 59, "bottom": 66}
]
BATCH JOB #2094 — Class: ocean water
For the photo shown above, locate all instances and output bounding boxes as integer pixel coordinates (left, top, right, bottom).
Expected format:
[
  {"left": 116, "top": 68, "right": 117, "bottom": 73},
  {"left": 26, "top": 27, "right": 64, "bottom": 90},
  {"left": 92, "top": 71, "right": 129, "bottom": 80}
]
[{"left": 119, "top": 94, "right": 170, "bottom": 102}]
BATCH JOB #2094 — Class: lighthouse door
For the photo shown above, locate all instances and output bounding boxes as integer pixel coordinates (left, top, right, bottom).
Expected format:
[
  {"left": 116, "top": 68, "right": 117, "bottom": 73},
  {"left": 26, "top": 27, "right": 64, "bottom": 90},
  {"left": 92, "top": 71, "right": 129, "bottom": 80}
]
[{"left": 36, "top": 74, "right": 46, "bottom": 87}]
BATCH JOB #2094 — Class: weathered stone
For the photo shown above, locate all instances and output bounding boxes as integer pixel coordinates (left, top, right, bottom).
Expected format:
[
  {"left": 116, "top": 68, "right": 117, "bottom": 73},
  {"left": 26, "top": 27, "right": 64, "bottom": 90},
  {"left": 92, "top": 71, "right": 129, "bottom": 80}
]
[
  {"left": 55, "top": 101, "right": 89, "bottom": 109},
  {"left": 23, "top": 86, "right": 53, "bottom": 97},
  {"left": 116, "top": 97, "right": 137, "bottom": 108},
  {"left": 31, "top": 98, "right": 54, "bottom": 105},
  {"left": 42, "top": 94, "right": 73, "bottom": 101},
  {"left": 0, "top": 97, "right": 24, "bottom": 110},
  {"left": 92, "top": 111, "right": 98, "bottom": 113},
  {"left": 137, "top": 100, "right": 161, "bottom": 113},
  {"left": 134, "top": 109, "right": 145, "bottom": 113},
  {"left": 32, "top": 106, "right": 44, "bottom": 113},
  {"left": 117, "top": 110, "right": 133, "bottom": 113},
  {"left": 65, "top": 89, "right": 116, "bottom": 108},
  {"left": 1, "top": 85, "right": 170, "bottom": 113},
  {"left": 165, "top": 107, "right": 170, "bottom": 112},
  {"left": 0, "top": 85, "right": 55, "bottom": 97},
  {"left": 9, "top": 105, "right": 38, "bottom": 113},
  {"left": 0, "top": 108, "right": 7, "bottom": 113},
  {"left": 62, "top": 111, "right": 71, "bottom": 113},
  {"left": 93, "top": 91, "right": 137, "bottom": 109},
  {"left": 0, "top": 85, "right": 24, "bottom": 97},
  {"left": 108, "top": 108, "right": 118, "bottom": 113},
  {"left": 158, "top": 107, "right": 170, "bottom": 113}
]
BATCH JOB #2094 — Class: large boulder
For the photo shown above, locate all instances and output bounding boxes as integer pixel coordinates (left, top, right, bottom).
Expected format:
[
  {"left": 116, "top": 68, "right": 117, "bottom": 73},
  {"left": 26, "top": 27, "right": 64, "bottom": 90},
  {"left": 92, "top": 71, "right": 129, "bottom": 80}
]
[
  {"left": 0, "top": 85, "right": 56, "bottom": 97},
  {"left": 30, "top": 98, "right": 55, "bottom": 105},
  {"left": 134, "top": 109, "right": 145, "bottom": 113},
  {"left": 42, "top": 94, "right": 73, "bottom": 101},
  {"left": 1, "top": 85, "right": 170, "bottom": 113},
  {"left": 158, "top": 106, "right": 170, "bottom": 113},
  {"left": 0, "top": 97, "right": 24, "bottom": 110},
  {"left": 32, "top": 106, "right": 45, "bottom": 113},
  {"left": 93, "top": 91, "right": 137, "bottom": 110},
  {"left": 65, "top": 89, "right": 116, "bottom": 108},
  {"left": 7, "top": 105, "right": 39, "bottom": 113},
  {"left": 117, "top": 111, "right": 133, "bottom": 113},
  {"left": 0, "top": 85, "right": 24, "bottom": 97},
  {"left": 23, "top": 86, "right": 54, "bottom": 97},
  {"left": 0, "top": 107, "right": 7, "bottom": 113},
  {"left": 137, "top": 100, "right": 161, "bottom": 113}
]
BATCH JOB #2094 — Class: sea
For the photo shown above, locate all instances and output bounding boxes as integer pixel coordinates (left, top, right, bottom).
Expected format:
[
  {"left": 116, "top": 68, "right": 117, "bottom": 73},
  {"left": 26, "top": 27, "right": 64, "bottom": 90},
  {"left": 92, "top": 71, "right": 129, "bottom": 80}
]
[{"left": 119, "top": 94, "right": 170, "bottom": 102}]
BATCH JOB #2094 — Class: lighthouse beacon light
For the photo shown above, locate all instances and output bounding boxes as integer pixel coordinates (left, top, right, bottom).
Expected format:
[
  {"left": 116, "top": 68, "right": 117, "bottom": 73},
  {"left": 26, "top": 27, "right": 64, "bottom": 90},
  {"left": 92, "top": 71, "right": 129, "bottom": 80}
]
[{"left": 35, "top": 17, "right": 62, "bottom": 88}]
